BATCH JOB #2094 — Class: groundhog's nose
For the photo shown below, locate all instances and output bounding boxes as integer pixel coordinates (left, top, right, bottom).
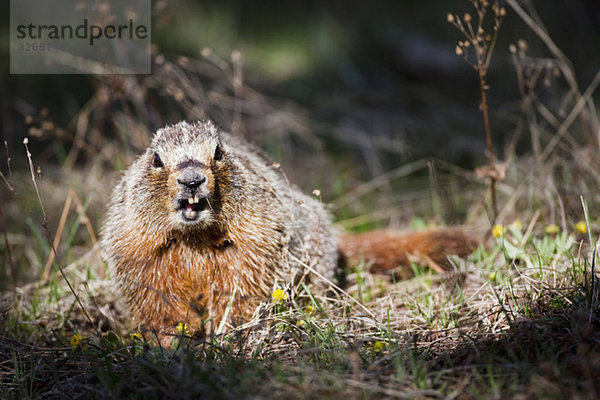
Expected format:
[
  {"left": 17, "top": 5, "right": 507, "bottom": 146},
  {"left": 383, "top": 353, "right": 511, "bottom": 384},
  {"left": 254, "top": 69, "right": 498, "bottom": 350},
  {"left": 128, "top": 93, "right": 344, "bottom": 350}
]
[{"left": 177, "top": 171, "right": 206, "bottom": 189}]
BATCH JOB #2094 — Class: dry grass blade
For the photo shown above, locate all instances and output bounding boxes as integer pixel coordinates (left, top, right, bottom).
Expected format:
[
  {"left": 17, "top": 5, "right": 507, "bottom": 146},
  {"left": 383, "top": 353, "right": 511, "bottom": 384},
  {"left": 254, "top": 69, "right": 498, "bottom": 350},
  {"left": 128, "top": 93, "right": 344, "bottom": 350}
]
[
  {"left": 332, "top": 158, "right": 429, "bottom": 211},
  {"left": 541, "top": 69, "right": 600, "bottom": 160},
  {"left": 42, "top": 190, "right": 73, "bottom": 280},
  {"left": 0, "top": 206, "right": 15, "bottom": 282},
  {"left": 505, "top": 0, "right": 578, "bottom": 92},
  {"left": 22, "top": 138, "right": 46, "bottom": 219},
  {"left": 216, "top": 281, "right": 239, "bottom": 336},
  {"left": 42, "top": 189, "right": 103, "bottom": 281},
  {"left": 290, "top": 254, "right": 378, "bottom": 321},
  {"left": 2, "top": 4, "right": 600, "bottom": 397},
  {"left": 507, "top": 0, "right": 600, "bottom": 152}
]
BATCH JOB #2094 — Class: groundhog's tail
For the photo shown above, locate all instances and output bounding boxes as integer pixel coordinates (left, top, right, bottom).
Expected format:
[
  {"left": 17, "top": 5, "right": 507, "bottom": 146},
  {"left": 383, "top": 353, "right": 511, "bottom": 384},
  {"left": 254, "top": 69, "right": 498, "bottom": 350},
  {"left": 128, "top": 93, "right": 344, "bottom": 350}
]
[{"left": 339, "top": 228, "right": 477, "bottom": 275}]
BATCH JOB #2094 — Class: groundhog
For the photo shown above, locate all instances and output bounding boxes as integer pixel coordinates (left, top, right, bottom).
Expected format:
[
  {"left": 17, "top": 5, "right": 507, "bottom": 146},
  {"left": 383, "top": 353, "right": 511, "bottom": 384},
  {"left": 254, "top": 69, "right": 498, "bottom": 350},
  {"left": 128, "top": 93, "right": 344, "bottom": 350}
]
[{"left": 101, "top": 121, "right": 475, "bottom": 341}]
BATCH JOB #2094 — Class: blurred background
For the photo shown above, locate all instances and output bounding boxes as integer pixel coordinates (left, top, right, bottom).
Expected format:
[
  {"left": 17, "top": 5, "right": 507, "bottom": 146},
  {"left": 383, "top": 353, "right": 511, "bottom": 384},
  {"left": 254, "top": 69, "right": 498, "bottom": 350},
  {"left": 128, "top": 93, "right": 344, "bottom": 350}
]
[{"left": 1, "top": 0, "right": 600, "bottom": 286}]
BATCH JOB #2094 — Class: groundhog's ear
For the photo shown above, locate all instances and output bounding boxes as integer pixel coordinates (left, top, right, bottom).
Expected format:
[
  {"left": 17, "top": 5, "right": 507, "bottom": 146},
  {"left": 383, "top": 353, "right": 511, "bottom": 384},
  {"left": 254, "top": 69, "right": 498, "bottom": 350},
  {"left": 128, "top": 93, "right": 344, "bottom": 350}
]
[
  {"left": 152, "top": 152, "right": 164, "bottom": 168},
  {"left": 213, "top": 144, "right": 224, "bottom": 161}
]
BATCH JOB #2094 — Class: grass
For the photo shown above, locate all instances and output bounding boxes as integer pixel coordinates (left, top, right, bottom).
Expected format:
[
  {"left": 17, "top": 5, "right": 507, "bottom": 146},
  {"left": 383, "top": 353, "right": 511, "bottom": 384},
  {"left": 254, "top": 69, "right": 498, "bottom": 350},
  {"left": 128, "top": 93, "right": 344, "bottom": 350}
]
[
  {"left": 2, "top": 175, "right": 599, "bottom": 398},
  {"left": 3, "top": 1, "right": 600, "bottom": 398}
]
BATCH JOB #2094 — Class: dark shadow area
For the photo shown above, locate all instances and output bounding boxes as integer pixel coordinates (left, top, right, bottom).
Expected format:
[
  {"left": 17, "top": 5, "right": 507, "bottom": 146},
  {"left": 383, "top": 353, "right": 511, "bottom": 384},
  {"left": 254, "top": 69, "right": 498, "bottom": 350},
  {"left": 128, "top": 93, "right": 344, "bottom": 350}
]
[{"left": 425, "top": 283, "right": 600, "bottom": 398}]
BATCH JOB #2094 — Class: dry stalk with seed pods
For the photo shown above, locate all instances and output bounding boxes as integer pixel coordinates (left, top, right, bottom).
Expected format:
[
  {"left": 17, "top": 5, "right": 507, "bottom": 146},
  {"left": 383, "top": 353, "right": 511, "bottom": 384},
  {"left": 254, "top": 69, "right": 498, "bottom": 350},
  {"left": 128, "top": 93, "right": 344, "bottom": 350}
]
[{"left": 448, "top": 0, "right": 506, "bottom": 226}]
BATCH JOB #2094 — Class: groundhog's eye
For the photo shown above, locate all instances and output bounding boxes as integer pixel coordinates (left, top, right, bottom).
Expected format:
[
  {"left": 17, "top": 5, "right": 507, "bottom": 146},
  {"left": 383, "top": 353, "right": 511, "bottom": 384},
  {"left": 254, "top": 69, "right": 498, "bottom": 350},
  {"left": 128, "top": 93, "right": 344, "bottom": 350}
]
[
  {"left": 214, "top": 144, "right": 224, "bottom": 161},
  {"left": 152, "top": 152, "right": 163, "bottom": 168}
]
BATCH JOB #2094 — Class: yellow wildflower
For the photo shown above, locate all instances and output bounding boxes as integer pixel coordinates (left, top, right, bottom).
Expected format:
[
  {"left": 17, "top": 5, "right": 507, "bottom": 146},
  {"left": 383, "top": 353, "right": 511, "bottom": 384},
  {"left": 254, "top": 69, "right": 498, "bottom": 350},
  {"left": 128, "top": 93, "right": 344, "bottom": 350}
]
[
  {"left": 544, "top": 224, "right": 560, "bottom": 234},
  {"left": 272, "top": 289, "right": 287, "bottom": 304},
  {"left": 305, "top": 305, "right": 316, "bottom": 315},
  {"left": 574, "top": 221, "right": 587, "bottom": 234},
  {"left": 175, "top": 322, "right": 190, "bottom": 335},
  {"left": 488, "top": 271, "right": 497, "bottom": 282},
  {"left": 130, "top": 332, "right": 143, "bottom": 341},
  {"left": 510, "top": 219, "right": 523, "bottom": 231},
  {"left": 297, "top": 319, "right": 306, "bottom": 327},
  {"left": 372, "top": 340, "right": 384, "bottom": 353},
  {"left": 492, "top": 224, "right": 505, "bottom": 238},
  {"left": 70, "top": 333, "right": 87, "bottom": 350}
]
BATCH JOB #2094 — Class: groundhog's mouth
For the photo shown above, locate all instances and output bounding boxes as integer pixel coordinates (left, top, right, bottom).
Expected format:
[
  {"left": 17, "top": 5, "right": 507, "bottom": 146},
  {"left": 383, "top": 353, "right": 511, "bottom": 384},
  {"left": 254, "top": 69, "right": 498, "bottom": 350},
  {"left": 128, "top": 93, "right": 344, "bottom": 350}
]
[{"left": 176, "top": 195, "right": 209, "bottom": 222}]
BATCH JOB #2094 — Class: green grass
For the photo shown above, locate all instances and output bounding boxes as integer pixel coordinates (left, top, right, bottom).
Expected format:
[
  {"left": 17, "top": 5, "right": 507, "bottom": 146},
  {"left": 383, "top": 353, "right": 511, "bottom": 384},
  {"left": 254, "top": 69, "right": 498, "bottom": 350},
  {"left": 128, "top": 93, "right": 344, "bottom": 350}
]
[
  {"left": 2, "top": 189, "right": 599, "bottom": 398},
  {"left": 2, "top": 2, "right": 600, "bottom": 396}
]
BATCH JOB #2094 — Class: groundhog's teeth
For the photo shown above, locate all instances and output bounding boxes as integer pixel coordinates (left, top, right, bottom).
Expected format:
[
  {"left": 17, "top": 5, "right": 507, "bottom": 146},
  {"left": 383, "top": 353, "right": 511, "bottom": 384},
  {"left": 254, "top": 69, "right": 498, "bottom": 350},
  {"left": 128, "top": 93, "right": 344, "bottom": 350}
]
[
  {"left": 193, "top": 194, "right": 199, "bottom": 204},
  {"left": 188, "top": 197, "right": 194, "bottom": 204}
]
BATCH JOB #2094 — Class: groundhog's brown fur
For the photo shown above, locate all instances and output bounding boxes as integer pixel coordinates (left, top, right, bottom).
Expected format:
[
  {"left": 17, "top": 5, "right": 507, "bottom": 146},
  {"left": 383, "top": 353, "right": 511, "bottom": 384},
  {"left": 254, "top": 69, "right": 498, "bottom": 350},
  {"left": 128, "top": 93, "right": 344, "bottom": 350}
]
[
  {"left": 101, "top": 121, "right": 475, "bottom": 341},
  {"left": 340, "top": 229, "right": 477, "bottom": 278}
]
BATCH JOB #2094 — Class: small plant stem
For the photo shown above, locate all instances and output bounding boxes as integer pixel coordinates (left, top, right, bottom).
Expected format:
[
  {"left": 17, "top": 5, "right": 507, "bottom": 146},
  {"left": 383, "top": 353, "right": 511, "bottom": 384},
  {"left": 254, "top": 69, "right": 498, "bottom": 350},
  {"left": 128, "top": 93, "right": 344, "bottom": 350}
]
[
  {"left": 0, "top": 205, "right": 15, "bottom": 284},
  {"left": 478, "top": 67, "right": 498, "bottom": 224},
  {"left": 216, "top": 280, "right": 238, "bottom": 336},
  {"left": 23, "top": 140, "right": 46, "bottom": 221},
  {"left": 580, "top": 196, "right": 594, "bottom": 251}
]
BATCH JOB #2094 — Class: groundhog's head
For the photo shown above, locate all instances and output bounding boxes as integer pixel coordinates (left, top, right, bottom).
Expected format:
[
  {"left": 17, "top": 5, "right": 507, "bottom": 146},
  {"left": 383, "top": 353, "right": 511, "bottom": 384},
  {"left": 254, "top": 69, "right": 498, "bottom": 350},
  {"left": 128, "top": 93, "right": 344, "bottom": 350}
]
[{"left": 142, "top": 121, "right": 232, "bottom": 230}]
